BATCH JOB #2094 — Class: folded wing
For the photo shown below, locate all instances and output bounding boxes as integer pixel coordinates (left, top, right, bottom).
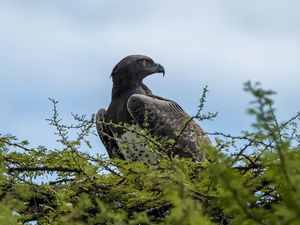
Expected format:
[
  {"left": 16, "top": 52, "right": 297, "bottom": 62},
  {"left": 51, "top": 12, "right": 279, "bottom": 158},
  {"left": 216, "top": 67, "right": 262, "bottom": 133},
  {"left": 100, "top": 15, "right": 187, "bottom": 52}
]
[
  {"left": 127, "top": 94, "right": 210, "bottom": 160},
  {"left": 96, "top": 108, "right": 124, "bottom": 159}
]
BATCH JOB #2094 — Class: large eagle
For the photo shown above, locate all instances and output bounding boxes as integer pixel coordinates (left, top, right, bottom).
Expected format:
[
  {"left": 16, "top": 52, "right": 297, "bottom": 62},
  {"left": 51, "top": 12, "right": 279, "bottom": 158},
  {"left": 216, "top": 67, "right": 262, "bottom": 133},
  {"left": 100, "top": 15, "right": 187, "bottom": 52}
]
[{"left": 96, "top": 55, "right": 210, "bottom": 164}]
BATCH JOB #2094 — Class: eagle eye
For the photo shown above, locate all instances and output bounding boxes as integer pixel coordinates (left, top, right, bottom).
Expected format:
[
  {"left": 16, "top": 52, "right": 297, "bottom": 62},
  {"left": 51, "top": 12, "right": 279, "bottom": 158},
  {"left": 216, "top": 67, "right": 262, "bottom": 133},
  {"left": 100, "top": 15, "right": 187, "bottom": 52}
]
[{"left": 142, "top": 59, "right": 149, "bottom": 66}]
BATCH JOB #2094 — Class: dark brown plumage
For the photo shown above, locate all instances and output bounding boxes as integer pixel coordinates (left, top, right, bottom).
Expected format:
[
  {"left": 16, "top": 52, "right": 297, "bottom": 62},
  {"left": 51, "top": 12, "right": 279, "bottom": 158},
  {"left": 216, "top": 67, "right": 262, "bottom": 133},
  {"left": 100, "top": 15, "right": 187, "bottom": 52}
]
[{"left": 96, "top": 55, "right": 210, "bottom": 163}]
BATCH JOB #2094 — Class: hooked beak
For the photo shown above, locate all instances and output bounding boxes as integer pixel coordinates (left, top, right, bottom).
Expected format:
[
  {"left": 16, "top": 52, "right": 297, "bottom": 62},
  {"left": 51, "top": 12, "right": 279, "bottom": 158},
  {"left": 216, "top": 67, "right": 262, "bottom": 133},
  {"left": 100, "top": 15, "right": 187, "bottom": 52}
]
[{"left": 156, "top": 63, "right": 165, "bottom": 76}]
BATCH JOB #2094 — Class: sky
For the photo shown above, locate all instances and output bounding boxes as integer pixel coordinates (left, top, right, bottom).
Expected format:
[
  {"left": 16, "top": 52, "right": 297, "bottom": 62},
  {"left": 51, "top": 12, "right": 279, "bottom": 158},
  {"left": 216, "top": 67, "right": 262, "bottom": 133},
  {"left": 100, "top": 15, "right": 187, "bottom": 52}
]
[{"left": 1, "top": 0, "right": 299, "bottom": 155}]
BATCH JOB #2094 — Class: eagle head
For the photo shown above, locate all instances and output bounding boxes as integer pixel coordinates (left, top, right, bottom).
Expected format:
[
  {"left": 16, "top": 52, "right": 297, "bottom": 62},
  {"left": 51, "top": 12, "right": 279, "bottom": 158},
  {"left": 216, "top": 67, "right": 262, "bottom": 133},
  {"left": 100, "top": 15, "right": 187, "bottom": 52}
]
[{"left": 110, "top": 55, "right": 165, "bottom": 83}]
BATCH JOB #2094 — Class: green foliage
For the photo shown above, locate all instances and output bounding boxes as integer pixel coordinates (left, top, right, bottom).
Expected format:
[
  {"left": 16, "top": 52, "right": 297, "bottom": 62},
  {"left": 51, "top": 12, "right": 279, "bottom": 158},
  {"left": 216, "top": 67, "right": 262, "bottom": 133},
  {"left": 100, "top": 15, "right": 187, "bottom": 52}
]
[{"left": 1, "top": 82, "right": 300, "bottom": 224}]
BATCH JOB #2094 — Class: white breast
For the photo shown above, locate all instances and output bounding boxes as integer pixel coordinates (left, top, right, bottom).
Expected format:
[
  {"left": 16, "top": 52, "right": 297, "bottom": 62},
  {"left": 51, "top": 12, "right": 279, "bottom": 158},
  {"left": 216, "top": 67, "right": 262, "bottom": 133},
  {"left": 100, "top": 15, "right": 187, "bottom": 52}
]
[{"left": 117, "top": 126, "right": 159, "bottom": 164}]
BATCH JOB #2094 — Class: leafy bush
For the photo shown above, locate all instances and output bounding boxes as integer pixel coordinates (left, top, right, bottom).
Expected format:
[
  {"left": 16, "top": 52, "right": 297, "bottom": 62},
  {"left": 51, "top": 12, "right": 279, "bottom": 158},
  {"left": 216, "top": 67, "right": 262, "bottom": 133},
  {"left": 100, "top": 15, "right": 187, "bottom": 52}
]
[{"left": 1, "top": 82, "right": 300, "bottom": 225}]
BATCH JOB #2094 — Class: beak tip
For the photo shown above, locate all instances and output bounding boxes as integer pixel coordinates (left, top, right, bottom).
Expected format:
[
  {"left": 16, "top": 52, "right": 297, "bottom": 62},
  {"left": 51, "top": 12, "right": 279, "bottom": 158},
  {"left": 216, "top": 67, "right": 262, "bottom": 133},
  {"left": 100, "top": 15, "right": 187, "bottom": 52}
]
[{"left": 156, "top": 63, "right": 165, "bottom": 76}]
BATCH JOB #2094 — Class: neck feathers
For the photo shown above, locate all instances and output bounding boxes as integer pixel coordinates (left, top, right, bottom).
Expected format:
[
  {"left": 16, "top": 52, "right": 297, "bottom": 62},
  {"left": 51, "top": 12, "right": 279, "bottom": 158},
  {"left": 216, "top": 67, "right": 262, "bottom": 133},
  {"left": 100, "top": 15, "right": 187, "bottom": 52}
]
[{"left": 111, "top": 82, "right": 152, "bottom": 100}]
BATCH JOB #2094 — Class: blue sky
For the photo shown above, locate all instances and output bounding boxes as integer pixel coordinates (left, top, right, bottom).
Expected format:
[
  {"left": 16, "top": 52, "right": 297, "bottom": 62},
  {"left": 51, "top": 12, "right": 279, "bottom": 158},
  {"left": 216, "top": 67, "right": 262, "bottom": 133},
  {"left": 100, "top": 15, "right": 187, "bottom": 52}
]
[{"left": 1, "top": 1, "right": 299, "bottom": 155}]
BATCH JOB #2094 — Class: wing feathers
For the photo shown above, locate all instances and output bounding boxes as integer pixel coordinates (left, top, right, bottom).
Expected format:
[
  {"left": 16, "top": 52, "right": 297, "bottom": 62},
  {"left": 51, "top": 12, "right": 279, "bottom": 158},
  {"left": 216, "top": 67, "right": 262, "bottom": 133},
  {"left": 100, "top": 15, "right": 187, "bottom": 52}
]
[
  {"left": 96, "top": 108, "right": 124, "bottom": 159},
  {"left": 127, "top": 94, "right": 210, "bottom": 160}
]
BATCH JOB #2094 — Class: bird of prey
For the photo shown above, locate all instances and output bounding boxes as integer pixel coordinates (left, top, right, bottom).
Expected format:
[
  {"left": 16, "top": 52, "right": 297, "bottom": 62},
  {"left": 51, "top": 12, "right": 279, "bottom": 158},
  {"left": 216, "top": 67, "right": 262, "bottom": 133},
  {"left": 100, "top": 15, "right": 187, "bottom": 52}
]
[{"left": 96, "top": 55, "right": 210, "bottom": 164}]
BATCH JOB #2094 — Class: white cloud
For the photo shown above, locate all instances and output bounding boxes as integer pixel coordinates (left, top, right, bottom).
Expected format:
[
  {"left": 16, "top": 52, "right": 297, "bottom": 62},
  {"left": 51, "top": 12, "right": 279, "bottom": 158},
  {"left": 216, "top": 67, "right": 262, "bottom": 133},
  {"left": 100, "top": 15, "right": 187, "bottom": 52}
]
[{"left": 1, "top": 1, "right": 299, "bottom": 144}]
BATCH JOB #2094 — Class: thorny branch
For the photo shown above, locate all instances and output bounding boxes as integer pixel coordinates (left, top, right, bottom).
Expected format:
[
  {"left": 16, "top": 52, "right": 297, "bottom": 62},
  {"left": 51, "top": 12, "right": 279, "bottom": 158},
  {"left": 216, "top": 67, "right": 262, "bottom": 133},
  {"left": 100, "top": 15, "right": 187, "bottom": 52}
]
[
  {"left": 1, "top": 82, "right": 300, "bottom": 224},
  {"left": 170, "top": 86, "right": 217, "bottom": 153}
]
